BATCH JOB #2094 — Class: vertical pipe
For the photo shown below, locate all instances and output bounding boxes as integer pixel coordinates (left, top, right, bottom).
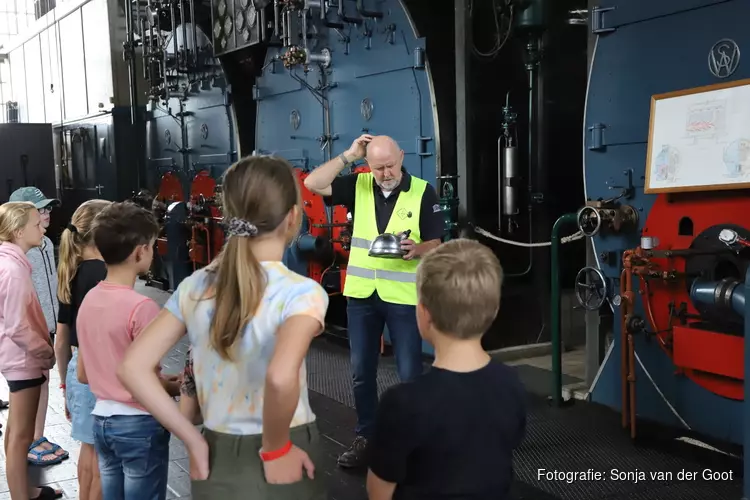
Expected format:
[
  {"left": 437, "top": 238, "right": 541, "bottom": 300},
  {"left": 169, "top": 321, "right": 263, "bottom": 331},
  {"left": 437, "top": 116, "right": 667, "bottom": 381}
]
[
  {"left": 169, "top": 3, "right": 177, "bottom": 98},
  {"left": 302, "top": 7, "right": 309, "bottom": 50},
  {"left": 190, "top": 0, "right": 198, "bottom": 67},
  {"left": 454, "top": 0, "right": 472, "bottom": 223},
  {"left": 550, "top": 212, "right": 578, "bottom": 406},
  {"left": 180, "top": 1, "right": 188, "bottom": 71},
  {"left": 531, "top": 32, "right": 552, "bottom": 341},
  {"left": 273, "top": 0, "right": 281, "bottom": 39},
  {"left": 497, "top": 136, "right": 503, "bottom": 227},
  {"left": 142, "top": 18, "right": 149, "bottom": 81},
  {"left": 125, "top": 0, "right": 142, "bottom": 189},
  {"left": 125, "top": 0, "right": 137, "bottom": 126}
]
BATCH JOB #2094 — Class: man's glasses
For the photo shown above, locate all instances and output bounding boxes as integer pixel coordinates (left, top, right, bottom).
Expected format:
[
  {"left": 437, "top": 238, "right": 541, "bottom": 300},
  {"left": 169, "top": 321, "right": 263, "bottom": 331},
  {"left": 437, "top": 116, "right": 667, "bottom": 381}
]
[{"left": 39, "top": 207, "right": 52, "bottom": 215}]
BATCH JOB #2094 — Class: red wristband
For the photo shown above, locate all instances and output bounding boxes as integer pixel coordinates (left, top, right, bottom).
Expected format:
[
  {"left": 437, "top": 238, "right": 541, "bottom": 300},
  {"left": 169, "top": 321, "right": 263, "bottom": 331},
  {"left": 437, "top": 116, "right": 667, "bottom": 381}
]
[
  {"left": 59, "top": 384, "right": 66, "bottom": 390},
  {"left": 259, "top": 440, "right": 292, "bottom": 462}
]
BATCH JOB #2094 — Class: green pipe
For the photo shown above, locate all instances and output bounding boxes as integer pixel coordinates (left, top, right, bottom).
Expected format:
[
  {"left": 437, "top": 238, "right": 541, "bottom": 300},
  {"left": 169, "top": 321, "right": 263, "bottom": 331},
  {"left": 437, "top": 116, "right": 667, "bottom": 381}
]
[{"left": 550, "top": 212, "right": 579, "bottom": 406}]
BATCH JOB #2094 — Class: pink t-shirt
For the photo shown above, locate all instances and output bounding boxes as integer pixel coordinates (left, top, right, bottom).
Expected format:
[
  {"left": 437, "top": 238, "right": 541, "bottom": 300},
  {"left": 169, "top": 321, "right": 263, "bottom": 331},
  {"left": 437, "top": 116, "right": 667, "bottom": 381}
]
[{"left": 77, "top": 281, "right": 160, "bottom": 411}]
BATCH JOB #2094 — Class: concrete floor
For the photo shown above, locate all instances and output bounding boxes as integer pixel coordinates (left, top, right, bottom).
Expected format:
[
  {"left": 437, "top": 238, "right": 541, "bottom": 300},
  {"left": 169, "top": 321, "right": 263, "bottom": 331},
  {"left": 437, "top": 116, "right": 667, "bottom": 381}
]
[
  {"left": 0, "top": 283, "right": 193, "bottom": 499},
  {"left": 506, "top": 349, "right": 590, "bottom": 400},
  {"left": 0, "top": 280, "right": 591, "bottom": 499}
]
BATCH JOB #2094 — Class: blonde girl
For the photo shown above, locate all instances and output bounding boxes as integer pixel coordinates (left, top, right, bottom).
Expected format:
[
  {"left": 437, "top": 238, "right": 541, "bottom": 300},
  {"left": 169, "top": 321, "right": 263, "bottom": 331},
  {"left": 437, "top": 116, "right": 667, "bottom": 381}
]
[
  {"left": 119, "top": 156, "right": 330, "bottom": 499},
  {"left": 0, "top": 202, "right": 62, "bottom": 499},
  {"left": 55, "top": 199, "right": 111, "bottom": 500}
]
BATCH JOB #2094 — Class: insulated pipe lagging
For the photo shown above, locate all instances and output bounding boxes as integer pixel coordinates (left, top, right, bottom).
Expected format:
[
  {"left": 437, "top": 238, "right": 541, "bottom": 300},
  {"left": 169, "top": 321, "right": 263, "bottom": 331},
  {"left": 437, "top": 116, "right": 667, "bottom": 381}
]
[{"left": 690, "top": 278, "right": 746, "bottom": 317}]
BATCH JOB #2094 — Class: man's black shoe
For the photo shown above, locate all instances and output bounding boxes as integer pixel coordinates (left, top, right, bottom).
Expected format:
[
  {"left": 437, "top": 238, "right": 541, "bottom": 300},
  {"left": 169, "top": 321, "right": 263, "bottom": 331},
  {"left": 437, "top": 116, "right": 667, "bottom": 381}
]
[{"left": 337, "top": 435, "right": 369, "bottom": 469}]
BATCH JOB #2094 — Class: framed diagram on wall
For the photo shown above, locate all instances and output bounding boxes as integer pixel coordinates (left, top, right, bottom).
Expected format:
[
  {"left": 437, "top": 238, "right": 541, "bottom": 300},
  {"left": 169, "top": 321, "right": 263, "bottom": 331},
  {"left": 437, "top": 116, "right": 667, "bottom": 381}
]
[{"left": 645, "top": 78, "right": 750, "bottom": 194}]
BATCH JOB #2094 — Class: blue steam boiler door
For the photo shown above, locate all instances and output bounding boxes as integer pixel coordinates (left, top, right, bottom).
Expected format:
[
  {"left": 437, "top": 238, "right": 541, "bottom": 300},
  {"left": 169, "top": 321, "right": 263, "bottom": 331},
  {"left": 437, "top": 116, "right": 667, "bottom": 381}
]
[{"left": 252, "top": 2, "right": 440, "bottom": 357}]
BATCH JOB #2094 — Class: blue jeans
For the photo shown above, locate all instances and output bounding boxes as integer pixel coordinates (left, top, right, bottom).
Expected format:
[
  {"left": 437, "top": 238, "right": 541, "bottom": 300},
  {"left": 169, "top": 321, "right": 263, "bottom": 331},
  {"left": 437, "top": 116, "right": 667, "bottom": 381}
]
[
  {"left": 67, "top": 351, "right": 96, "bottom": 445},
  {"left": 347, "top": 292, "right": 424, "bottom": 438},
  {"left": 93, "top": 414, "right": 171, "bottom": 500}
]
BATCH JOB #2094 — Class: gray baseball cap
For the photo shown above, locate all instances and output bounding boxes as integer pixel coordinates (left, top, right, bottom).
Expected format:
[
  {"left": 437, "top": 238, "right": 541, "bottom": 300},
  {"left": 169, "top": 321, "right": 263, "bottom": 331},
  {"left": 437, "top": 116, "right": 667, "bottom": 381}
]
[{"left": 9, "top": 187, "right": 61, "bottom": 209}]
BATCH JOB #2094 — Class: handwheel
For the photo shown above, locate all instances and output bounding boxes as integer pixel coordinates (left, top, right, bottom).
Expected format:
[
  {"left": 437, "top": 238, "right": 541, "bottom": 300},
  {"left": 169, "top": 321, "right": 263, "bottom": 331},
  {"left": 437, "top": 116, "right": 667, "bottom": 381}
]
[
  {"left": 575, "top": 266, "right": 608, "bottom": 311},
  {"left": 577, "top": 206, "right": 602, "bottom": 237}
]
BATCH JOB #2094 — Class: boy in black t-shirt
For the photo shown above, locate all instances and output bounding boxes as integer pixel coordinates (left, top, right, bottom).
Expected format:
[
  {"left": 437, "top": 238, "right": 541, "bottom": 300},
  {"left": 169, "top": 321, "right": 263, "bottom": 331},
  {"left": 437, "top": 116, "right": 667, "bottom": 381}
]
[{"left": 366, "top": 239, "right": 527, "bottom": 500}]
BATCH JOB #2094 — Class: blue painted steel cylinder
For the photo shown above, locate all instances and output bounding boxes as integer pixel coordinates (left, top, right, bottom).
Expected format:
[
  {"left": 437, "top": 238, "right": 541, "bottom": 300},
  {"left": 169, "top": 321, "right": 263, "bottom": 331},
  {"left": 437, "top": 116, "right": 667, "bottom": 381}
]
[
  {"left": 297, "top": 233, "right": 322, "bottom": 253},
  {"left": 690, "top": 278, "right": 746, "bottom": 317},
  {"left": 585, "top": 0, "right": 750, "bottom": 452}
]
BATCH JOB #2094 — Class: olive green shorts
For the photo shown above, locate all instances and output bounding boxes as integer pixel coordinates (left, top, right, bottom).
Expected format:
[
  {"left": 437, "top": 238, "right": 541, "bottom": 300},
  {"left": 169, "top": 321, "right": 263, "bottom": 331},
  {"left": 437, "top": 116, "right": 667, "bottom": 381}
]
[{"left": 191, "top": 423, "right": 327, "bottom": 500}]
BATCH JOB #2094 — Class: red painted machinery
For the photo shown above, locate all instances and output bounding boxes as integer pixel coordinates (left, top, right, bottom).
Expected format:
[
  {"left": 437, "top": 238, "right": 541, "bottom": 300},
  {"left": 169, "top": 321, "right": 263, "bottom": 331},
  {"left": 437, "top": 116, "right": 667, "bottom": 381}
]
[
  {"left": 579, "top": 193, "right": 750, "bottom": 438},
  {"left": 627, "top": 195, "right": 748, "bottom": 396},
  {"left": 294, "top": 164, "right": 370, "bottom": 294},
  {"left": 152, "top": 171, "right": 185, "bottom": 258},
  {"left": 187, "top": 170, "right": 225, "bottom": 269}
]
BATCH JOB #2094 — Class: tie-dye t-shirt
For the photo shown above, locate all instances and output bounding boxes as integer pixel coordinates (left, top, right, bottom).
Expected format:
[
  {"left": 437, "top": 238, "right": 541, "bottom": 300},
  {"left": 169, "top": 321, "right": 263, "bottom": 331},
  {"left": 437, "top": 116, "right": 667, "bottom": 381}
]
[{"left": 163, "top": 261, "right": 329, "bottom": 435}]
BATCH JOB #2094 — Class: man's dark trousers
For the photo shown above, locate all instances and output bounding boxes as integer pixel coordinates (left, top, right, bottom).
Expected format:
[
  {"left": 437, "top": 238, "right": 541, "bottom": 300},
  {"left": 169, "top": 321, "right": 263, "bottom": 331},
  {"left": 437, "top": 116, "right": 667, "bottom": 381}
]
[{"left": 347, "top": 291, "right": 424, "bottom": 438}]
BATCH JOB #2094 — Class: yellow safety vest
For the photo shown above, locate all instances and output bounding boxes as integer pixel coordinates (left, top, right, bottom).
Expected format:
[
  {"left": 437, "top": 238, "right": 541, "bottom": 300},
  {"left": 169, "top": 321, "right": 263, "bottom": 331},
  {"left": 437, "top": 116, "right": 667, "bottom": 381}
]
[{"left": 344, "top": 173, "right": 426, "bottom": 305}]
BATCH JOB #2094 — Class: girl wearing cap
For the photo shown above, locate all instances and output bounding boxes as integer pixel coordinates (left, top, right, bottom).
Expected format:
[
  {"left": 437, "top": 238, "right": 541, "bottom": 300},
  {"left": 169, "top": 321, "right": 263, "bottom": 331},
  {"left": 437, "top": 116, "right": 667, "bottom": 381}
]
[{"left": 8, "top": 186, "right": 69, "bottom": 465}]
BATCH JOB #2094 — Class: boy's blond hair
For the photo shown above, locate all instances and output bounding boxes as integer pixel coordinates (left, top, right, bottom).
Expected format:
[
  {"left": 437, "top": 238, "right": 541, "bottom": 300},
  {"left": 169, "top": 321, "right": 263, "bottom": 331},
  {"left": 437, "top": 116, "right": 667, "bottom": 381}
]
[{"left": 416, "top": 239, "right": 503, "bottom": 339}]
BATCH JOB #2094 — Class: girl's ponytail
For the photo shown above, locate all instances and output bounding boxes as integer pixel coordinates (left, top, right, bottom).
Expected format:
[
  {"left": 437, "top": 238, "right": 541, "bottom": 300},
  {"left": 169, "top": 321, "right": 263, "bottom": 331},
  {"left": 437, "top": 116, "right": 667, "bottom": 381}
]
[{"left": 56, "top": 199, "right": 112, "bottom": 303}]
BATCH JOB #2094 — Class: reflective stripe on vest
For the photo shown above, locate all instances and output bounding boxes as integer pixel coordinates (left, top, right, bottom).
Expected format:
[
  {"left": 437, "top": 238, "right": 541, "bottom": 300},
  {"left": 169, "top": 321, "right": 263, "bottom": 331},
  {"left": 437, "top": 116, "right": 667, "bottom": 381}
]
[{"left": 343, "top": 173, "right": 427, "bottom": 305}]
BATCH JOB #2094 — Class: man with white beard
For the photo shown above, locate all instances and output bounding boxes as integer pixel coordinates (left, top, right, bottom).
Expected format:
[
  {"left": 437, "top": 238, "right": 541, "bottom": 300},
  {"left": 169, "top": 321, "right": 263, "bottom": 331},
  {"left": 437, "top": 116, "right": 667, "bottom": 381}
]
[{"left": 304, "top": 134, "right": 444, "bottom": 468}]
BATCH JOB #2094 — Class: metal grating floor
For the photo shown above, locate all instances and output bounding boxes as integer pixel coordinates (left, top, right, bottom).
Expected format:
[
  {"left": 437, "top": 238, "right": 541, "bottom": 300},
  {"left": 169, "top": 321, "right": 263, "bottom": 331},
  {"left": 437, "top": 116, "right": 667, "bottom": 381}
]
[
  {"left": 306, "top": 339, "right": 426, "bottom": 408},
  {"left": 307, "top": 338, "right": 743, "bottom": 500}
]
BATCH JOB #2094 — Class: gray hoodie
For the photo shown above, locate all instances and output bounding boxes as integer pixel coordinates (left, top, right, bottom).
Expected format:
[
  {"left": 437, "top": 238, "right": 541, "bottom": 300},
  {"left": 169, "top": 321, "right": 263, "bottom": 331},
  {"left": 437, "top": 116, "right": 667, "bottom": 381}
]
[{"left": 27, "top": 236, "right": 59, "bottom": 334}]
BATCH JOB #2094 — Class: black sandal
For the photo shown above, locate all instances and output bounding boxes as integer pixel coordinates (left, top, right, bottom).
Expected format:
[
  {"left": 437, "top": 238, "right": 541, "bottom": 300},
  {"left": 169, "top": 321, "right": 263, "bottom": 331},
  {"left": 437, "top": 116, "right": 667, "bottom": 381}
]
[
  {"left": 31, "top": 486, "right": 63, "bottom": 499},
  {"left": 0, "top": 399, "right": 8, "bottom": 409}
]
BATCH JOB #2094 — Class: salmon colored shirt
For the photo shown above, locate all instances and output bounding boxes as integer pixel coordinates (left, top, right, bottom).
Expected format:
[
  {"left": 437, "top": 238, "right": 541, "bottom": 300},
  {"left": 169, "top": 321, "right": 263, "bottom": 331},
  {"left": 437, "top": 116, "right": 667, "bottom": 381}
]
[
  {"left": 77, "top": 281, "right": 161, "bottom": 412},
  {"left": 0, "top": 242, "right": 54, "bottom": 380}
]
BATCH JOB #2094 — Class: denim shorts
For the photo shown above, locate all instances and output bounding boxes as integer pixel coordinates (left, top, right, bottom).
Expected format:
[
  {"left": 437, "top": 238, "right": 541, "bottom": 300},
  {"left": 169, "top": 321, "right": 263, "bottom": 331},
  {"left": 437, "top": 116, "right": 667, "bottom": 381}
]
[
  {"left": 66, "top": 350, "right": 96, "bottom": 445},
  {"left": 93, "top": 414, "right": 171, "bottom": 500}
]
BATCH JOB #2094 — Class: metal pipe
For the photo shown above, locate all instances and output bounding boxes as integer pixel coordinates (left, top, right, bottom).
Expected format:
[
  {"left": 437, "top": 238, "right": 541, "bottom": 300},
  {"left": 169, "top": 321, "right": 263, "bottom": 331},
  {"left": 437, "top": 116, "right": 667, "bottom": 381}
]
[
  {"left": 284, "top": 9, "right": 293, "bottom": 46},
  {"left": 505, "top": 62, "right": 536, "bottom": 278},
  {"left": 180, "top": 1, "right": 188, "bottom": 70},
  {"left": 620, "top": 267, "right": 629, "bottom": 429},
  {"left": 170, "top": 2, "right": 178, "bottom": 96},
  {"left": 627, "top": 332, "right": 636, "bottom": 438},
  {"left": 124, "top": 0, "right": 142, "bottom": 188},
  {"left": 690, "top": 278, "right": 745, "bottom": 316},
  {"left": 497, "top": 136, "right": 503, "bottom": 228},
  {"left": 302, "top": 6, "right": 309, "bottom": 51},
  {"left": 189, "top": 0, "right": 198, "bottom": 67},
  {"left": 141, "top": 18, "right": 148, "bottom": 81},
  {"left": 550, "top": 212, "right": 578, "bottom": 406},
  {"left": 125, "top": 0, "right": 137, "bottom": 125},
  {"left": 273, "top": 0, "right": 281, "bottom": 38},
  {"left": 530, "top": 33, "right": 552, "bottom": 338}
]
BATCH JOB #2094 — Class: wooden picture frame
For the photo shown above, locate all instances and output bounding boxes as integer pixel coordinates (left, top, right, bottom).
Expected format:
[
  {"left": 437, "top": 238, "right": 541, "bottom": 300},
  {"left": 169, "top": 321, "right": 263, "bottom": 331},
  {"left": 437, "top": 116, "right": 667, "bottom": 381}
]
[{"left": 645, "top": 78, "right": 750, "bottom": 194}]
